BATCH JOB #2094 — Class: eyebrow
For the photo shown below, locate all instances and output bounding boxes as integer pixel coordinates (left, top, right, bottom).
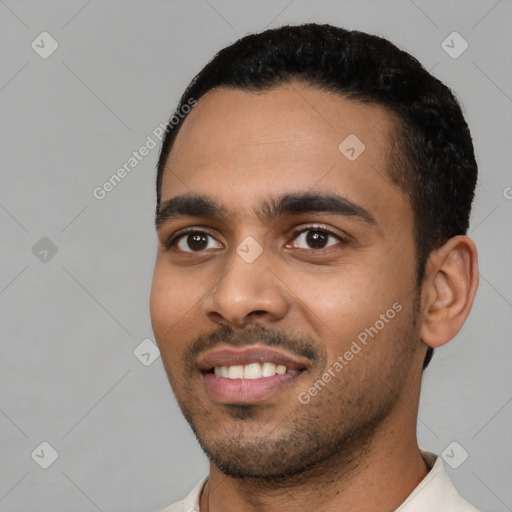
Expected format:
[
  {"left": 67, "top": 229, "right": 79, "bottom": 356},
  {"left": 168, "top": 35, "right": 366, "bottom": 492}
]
[{"left": 155, "top": 191, "right": 376, "bottom": 230}]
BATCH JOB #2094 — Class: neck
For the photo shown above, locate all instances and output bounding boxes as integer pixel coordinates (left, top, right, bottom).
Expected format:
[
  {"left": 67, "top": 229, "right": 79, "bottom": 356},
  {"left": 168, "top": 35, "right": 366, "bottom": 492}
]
[{"left": 200, "top": 414, "right": 428, "bottom": 512}]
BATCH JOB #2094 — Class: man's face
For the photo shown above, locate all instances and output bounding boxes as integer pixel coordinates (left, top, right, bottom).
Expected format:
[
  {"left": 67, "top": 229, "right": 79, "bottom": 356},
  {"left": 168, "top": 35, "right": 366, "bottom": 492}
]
[{"left": 150, "top": 84, "right": 425, "bottom": 479}]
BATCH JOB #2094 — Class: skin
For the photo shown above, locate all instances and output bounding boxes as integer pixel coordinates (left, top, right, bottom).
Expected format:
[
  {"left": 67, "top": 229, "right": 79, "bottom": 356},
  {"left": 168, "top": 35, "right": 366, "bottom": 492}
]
[{"left": 150, "top": 83, "right": 479, "bottom": 512}]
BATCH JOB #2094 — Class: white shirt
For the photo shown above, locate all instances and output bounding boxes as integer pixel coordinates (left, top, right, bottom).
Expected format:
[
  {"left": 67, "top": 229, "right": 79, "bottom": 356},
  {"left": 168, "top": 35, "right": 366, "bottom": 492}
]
[{"left": 160, "top": 451, "right": 480, "bottom": 512}]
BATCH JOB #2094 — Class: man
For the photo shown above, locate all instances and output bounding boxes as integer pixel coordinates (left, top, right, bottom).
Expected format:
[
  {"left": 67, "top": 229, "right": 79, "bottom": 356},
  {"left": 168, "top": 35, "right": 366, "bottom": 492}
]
[{"left": 150, "top": 23, "right": 480, "bottom": 511}]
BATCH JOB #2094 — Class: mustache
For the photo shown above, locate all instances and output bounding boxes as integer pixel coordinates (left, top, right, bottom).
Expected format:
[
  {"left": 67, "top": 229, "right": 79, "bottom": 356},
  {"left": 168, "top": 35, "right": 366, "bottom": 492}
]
[{"left": 183, "top": 324, "right": 324, "bottom": 370}]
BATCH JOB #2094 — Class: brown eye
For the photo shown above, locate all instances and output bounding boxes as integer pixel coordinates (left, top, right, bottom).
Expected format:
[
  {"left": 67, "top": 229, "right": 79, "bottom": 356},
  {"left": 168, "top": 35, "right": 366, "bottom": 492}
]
[
  {"left": 173, "top": 231, "right": 222, "bottom": 253},
  {"left": 291, "top": 229, "right": 341, "bottom": 250},
  {"left": 187, "top": 233, "right": 208, "bottom": 251},
  {"left": 306, "top": 230, "right": 329, "bottom": 248}
]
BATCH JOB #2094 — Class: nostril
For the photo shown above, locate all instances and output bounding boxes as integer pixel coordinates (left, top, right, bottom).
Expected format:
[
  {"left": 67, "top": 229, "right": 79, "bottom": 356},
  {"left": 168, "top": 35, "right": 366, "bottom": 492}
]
[{"left": 249, "top": 310, "right": 267, "bottom": 317}]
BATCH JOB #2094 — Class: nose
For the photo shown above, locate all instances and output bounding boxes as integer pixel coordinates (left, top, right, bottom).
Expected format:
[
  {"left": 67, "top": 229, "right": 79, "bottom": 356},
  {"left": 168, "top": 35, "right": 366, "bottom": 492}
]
[{"left": 202, "top": 250, "right": 289, "bottom": 327}]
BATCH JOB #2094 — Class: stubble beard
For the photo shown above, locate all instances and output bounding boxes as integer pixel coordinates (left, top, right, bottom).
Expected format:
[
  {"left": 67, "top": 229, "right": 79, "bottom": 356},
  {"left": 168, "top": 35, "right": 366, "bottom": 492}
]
[{"left": 170, "top": 303, "right": 419, "bottom": 484}]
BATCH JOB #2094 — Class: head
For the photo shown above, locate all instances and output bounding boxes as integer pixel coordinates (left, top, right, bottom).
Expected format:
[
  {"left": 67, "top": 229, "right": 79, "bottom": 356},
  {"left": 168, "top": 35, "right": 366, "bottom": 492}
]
[{"left": 150, "top": 24, "right": 478, "bottom": 481}]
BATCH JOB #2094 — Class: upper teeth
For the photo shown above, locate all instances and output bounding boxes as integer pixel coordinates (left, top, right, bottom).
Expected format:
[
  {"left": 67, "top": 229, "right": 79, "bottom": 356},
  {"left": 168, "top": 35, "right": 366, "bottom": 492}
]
[{"left": 214, "top": 362, "right": 297, "bottom": 379}]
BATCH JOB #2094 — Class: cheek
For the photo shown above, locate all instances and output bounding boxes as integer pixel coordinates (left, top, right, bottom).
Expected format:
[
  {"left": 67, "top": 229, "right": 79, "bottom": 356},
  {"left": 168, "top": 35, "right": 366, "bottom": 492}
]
[
  {"left": 149, "top": 263, "right": 191, "bottom": 358},
  {"left": 308, "top": 289, "right": 384, "bottom": 360},
  {"left": 150, "top": 260, "right": 201, "bottom": 327},
  {"left": 298, "top": 260, "right": 383, "bottom": 309},
  {"left": 287, "top": 256, "right": 411, "bottom": 358},
  {"left": 149, "top": 264, "right": 171, "bottom": 335}
]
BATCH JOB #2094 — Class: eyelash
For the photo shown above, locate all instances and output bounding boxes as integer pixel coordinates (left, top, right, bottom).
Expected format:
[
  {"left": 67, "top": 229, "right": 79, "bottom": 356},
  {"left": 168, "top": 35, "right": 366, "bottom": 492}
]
[
  {"left": 163, "top": 225, "right": 346, "bottom": 253},
  {"left": 163, "top": 227, "right": 217, "bottom": 251},
  {"left": 289, "top": 226, "right": 347, "bottom": 249}
]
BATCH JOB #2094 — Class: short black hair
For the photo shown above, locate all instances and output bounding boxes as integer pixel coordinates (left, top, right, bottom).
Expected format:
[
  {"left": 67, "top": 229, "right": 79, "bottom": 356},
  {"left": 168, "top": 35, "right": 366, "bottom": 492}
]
[{"left": 155, "top": 23, "right": 478, "bottom": 369}]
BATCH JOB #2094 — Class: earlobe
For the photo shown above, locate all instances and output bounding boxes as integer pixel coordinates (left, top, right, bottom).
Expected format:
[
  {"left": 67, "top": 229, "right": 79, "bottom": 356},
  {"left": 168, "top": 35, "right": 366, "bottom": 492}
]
[{"left": 419, "top": 236, "right": 479, "bottom": 349}]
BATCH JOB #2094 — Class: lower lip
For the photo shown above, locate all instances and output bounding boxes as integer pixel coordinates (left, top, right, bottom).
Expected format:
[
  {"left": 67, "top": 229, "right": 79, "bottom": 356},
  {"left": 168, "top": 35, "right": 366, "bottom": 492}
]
[{"left": 202, "top": 371, "right": 303, "bottom": 404}]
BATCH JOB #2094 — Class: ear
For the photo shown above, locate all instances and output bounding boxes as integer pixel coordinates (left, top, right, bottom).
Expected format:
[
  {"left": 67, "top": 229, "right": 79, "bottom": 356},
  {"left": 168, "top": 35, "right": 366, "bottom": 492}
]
[{"left": 420, "top": 235, "right": 479, "bottom": 348}]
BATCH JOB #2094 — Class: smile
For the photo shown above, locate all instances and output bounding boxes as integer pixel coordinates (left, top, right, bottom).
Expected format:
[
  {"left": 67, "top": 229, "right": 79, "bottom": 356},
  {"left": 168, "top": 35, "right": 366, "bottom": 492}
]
[{"left": 213, "top": 362, "right": 299, "bottom": 379}]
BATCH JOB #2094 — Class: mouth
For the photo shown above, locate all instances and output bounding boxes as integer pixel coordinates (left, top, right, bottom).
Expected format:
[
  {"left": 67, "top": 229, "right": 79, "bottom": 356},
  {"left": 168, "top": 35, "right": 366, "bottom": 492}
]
[
  {"left": 197, "top": 345, "right": 310, "bottom": 404},
  {"left": 211, "top": 362, "right": 299, "bottom": 379}
]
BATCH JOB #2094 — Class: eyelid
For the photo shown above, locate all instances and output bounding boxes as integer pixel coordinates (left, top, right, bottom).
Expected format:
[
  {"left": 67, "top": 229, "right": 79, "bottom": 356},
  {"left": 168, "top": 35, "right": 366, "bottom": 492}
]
[
  {"left": 286, "top": 223, "right": 348, "bottom": 247},
  {"left": 163, "top": 227, "right": 221, "bottom": 250},
  {"left": 163, "top": 223, "right": 348, "bottom": 252}
]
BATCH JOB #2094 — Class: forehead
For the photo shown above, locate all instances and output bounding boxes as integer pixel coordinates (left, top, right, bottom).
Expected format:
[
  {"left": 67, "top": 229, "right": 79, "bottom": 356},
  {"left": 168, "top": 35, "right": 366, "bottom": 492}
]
[{"left": 161, "top": 84, "right": 408, "bottom": 225}]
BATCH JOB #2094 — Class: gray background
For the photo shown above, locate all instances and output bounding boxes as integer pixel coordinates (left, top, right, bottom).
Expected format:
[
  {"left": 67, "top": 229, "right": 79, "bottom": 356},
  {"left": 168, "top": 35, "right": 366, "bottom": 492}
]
[{"left": 1, "top": 0, "right": 511, "bottom": 510}]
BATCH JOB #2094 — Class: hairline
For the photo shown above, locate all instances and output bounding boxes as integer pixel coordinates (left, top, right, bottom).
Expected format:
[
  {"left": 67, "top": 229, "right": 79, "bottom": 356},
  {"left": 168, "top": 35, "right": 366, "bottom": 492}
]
[{"left": 157, "top": 81, "right": 425, "bottom": 274}]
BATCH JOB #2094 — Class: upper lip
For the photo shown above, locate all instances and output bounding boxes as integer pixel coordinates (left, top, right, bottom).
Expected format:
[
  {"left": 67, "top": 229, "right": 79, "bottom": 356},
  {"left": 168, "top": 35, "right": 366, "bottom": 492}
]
[{"left": 197, "top": 345, "right": 312, "bottom": 372}]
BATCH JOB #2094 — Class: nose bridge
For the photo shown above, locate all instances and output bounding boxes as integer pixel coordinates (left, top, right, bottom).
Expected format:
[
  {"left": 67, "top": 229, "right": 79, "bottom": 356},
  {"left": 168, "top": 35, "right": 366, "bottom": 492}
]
[{"left": 203, "top": 244, "right": 288, "bottom": 325}]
